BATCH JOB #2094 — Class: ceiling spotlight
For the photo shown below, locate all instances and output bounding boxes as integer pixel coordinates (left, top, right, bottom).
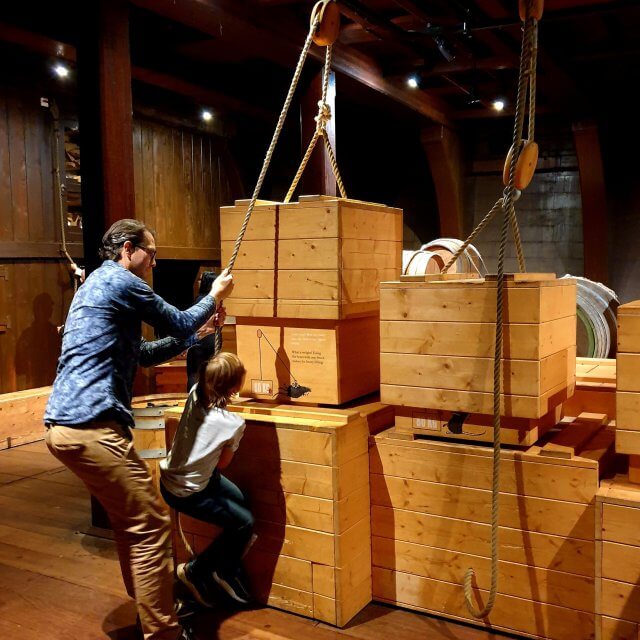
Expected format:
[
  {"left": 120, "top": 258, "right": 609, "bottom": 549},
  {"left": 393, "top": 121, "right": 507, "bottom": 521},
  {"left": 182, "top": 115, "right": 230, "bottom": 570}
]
[
  {"left": 201, "top": 110, "right": 213, "bottom": 122},
  {"left": 407, "top": 76, "right": 419, "bottom": 89},
  {"left": 492, "top": 99, "right": 505, "bottom": 112},
  {"left": 53, "top": 63, "right": 69, "bottom": 79}
]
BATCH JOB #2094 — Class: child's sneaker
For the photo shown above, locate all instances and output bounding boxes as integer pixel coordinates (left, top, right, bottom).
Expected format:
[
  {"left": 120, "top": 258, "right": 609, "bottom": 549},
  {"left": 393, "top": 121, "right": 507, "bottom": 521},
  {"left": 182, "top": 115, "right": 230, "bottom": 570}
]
[
  {"left": 177, "top": 561, "right": 214, "bottom": 607},
  {"left": 212, "top": 567, "right": 252, "bottom": 604}
]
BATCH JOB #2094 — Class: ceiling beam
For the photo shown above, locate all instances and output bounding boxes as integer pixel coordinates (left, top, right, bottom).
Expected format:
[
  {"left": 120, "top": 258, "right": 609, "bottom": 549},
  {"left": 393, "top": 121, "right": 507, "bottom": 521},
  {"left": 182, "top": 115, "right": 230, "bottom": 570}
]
[
  {"left": 0, "top": 20, "right": 269, "bottom": 121},
  {"left": 130, "top": 0, "right": 452, "bottom": 127}
]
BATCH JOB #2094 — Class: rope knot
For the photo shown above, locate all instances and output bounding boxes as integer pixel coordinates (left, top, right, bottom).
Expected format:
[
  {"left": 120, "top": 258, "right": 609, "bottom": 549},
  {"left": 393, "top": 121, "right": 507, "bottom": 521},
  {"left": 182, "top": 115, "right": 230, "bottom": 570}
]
[{"left": 314, "top": 100, "right": 332, "bottom": 129}]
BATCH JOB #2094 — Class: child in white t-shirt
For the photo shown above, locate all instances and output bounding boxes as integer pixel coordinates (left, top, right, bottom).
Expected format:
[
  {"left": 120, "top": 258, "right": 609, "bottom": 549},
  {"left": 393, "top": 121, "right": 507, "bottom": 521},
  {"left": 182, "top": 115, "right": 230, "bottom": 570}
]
[{"left": 160, "top": 352, "right": 253, "bottom": 606}]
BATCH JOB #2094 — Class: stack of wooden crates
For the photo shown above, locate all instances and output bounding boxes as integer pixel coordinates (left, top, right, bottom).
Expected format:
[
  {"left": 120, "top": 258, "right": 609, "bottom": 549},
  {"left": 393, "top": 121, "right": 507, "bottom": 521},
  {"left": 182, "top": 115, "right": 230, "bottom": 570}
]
[
  {"left": 167, "top": 196, "right": 402, "bottom": 626},
  {"left": 220, "top": 195, "right": 403, "bottom": 405},
  {"left": 592, "top": 299, "right": 640, "bottom": 639}
]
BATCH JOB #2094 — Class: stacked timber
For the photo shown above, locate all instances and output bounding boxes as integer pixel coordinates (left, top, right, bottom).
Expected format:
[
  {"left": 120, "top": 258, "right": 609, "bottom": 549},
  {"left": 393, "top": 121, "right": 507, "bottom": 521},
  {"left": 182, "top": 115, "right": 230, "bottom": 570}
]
[
  {"left": 165, "top": 400, "right": 394, "bottom": 626},
  {"left": 370, "top": 420, "right": 616, "bottom": 639},
  {"left": 220, "top": 195, "right": 403, "bottom": 405},
  {"left": 596, "top": 476, "right": 640, "bottom": 639},
  {"left": 380, "top": 273, "right": 577, "bottom": 443},
  {"left": 0, "top": 386, "right": 50, "bottom": 450},
  {"left": 615, "top": 301, "right": 640, "bottom": 480},
  {"left": 563, "top": 357, "right": 616, "bottom": 419}
]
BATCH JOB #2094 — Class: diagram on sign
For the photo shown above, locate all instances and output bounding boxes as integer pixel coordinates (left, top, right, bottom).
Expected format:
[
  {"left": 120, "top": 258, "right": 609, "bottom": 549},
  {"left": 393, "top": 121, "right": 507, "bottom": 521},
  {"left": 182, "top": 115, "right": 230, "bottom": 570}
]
[{"left": 252, "top": 329, "right": 312, "bottom": 399}]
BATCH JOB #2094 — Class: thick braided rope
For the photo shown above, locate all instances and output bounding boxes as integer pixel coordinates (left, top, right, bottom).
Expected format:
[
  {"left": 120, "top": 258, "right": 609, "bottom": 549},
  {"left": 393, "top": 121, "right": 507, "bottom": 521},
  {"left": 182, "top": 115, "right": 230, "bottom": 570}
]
[
  {"left": 441, "top": 198, "right": 503, "bottom": 274},
  {"left": 224, "top": 19, "right": 319, "bottom": 274},
  {"left": 462, "top": 11, "right": 537, "bottom": 619},
  {"left": 284, "top": 45, "right": 346, "bottom": 202},
  {"left": 213, "top": 17, "right": 321, "bottom": 355}
]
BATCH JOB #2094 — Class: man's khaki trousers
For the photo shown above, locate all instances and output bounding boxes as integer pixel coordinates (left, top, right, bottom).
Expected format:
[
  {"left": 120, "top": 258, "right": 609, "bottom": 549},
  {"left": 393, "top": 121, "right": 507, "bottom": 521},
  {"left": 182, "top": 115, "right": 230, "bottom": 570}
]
[{"left": 46, "top": 422, "right": 181, "bottom": 640}]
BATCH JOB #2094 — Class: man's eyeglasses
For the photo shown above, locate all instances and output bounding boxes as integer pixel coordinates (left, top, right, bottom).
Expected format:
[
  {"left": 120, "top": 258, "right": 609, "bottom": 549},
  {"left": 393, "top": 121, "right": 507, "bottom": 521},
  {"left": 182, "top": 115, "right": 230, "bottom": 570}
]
[{"left": 135, "top": 244, "right": 157, "bottom": 261}]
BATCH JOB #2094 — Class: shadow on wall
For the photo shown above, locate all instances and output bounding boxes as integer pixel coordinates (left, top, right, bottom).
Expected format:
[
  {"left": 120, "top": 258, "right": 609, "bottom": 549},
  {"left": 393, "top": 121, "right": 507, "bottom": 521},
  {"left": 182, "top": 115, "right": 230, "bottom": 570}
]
[{"left": 15, "top": 292, "right": 61, "bottom": 388}]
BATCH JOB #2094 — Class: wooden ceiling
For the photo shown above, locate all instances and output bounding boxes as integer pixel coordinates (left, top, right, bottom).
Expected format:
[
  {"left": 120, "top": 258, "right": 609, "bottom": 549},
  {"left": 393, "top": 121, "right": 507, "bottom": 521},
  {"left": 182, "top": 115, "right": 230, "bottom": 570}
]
[{"left": 0, "top": 0, "right": 638, "bottom": 126}]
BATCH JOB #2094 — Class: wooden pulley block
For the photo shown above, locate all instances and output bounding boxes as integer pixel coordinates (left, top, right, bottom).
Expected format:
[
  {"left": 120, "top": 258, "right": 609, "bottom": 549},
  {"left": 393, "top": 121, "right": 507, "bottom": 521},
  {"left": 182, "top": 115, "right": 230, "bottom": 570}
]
[
  {"left": 519, "top": 0, "right": 544, "bottom": 21},
  {"left": 502, "top": 139, "right": 539, "bottom": 190},
  {"left": 311, "top": 0, "right": 341, "bottom": 46}
]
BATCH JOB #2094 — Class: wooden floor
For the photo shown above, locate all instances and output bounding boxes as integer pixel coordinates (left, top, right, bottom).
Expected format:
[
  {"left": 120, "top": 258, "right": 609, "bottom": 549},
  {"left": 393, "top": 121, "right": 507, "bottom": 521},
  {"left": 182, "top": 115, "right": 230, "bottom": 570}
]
[{"left": 0, "top": 441, "right": 513, "bottom": 640}]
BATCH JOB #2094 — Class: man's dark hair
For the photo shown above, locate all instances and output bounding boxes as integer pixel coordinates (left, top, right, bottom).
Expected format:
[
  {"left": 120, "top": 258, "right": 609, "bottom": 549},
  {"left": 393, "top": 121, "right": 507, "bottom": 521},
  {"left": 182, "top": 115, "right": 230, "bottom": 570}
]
[
  {"left": 99, "top": 219, "right": 156, "bottom": 261},
  {"left": 198, "top": 271, "right": 217, "bottom": 297}
]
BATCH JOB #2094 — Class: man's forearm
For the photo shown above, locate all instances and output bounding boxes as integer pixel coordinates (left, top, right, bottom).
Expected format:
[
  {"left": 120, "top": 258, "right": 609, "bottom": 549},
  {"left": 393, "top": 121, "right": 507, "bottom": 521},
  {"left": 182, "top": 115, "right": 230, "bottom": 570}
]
[{"left": 139, "top": 336, "right": 194, "bottom": 367}]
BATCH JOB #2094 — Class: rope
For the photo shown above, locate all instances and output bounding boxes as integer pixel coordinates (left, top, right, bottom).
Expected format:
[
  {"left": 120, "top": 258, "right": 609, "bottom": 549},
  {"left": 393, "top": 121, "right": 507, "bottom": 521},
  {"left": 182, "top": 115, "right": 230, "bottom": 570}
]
[
  {"left": 213, "top": 6, "right": 327, "bottom": 356},
  {"left": 284, "top": 46, "right": 347, "bottom": 202},
  {"left": 460, "top": 5, "right": 539, "bottom": 619}
]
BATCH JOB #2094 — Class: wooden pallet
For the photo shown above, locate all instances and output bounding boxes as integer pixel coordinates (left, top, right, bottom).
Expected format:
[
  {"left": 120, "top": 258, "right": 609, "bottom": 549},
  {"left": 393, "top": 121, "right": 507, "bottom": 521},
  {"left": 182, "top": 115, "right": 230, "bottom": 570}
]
[
  {"left": 165, "top": 398, "right": 394, "bottom": 627},
  {"left": 370, "top": 416, "right": 615, "bottom": 640}
]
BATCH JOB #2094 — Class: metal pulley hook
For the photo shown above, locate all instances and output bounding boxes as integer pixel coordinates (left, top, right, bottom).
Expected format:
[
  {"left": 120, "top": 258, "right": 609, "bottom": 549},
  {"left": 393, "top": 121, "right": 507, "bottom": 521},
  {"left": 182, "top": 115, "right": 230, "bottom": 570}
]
[{"left": 310, "top": 0, "right": 341, "bottom": 46}]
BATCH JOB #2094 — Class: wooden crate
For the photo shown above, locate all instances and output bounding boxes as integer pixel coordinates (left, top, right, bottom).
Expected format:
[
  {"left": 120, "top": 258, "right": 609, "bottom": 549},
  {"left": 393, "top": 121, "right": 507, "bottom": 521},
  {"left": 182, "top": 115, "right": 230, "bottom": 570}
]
[
  {"left": 616, "top": 302, "right": 640, "bottom": 457},
  {"left": 165, "top": 399, "right": 393, "bottom": 626},
  {"left": 596, "top": 475, "right": 640, "bottom": 639},
  {"left": 370, "top": 420, "right": 615, "bottom": 640},
  {"left": 220, "top": 196, "right": 403, "bottom": 320},
  {"left": 0, "top": 386, "right": 50, "bottom": 450},
  {"left": 380, "top": 274, "right": 577, "bottom": 419},
  {"left": 235, "top": 315, "right": 379, "bottom": 405}
]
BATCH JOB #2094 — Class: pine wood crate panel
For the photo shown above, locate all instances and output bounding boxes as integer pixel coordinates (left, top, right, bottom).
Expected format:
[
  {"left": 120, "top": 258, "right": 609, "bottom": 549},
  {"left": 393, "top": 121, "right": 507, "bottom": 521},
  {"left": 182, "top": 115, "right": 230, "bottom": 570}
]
[
  {"left": 617, "top": 353, "right": 640, "bottom": 392},
  {"left": 381, "top": 346, "right": 575, "bottom": 397},
  {"left": 615, "top": 429, "right": 640, "bottom": 455},
  {"left": 381, "top": 379, "right": 574, "bottom": 419},
  {"left": 164, "top": 401, "right": 374, "bottom": 626},
  {"left": 394, "top": 406, "right": 559, "bottom": 446},
  {"left": 372, "top": 536, "right": 593, "bottom": 612},
  {"left": 617, "top": 300, "right": 640, "bottom": 353},
  {"left": 0, "top": 386, "right": 50, "bottom": 450},
  {"left": 235, "top": 316, "right": 379, "bottom": 405},
  {"left": 616, "top": 392, "right": 640, "bottom": 429},
  {"left": 380, "top": 277, "right": 577, "bottom": 325},
  {"left": 600, "top": 616, "right": 638, "bottom": 640},
  {"left": 220, "top": 197, "right": 402, "bottom": 319},
  {"left": 381, "top": 315, "right": 576, "bottom": 360},
  {"left": 371, "top": 505, "right": 594, "bottom": 577},
  {"left": 373, "top": 567, "right": 595, "bottom": 640}
]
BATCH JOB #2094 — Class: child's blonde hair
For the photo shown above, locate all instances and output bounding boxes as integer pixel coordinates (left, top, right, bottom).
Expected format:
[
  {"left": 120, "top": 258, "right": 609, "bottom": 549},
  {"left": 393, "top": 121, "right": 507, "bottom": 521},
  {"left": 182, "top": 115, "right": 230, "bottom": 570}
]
[{"left": 197, "top": 351, "right": 246, "bottom": 409}]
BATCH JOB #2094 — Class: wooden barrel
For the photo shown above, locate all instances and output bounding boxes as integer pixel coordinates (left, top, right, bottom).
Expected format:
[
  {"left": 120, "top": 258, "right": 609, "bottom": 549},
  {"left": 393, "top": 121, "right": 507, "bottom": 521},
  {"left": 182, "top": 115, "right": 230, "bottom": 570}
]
[
  {"left": 421, "top": 238, "right": 486, "bottom": 275},
  {"left": 131, "top": 393, "right": 187, "bottom": 492},
  {"left": 402, "top": 249, "right": 444, "bottom": 276}
]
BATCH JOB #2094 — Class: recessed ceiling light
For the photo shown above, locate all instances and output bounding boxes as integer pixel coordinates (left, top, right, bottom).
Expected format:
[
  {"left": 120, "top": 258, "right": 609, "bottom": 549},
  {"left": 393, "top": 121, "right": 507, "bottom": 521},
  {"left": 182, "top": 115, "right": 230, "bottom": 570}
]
[
  {"left": 201, "top": 110, "right": 213, "bottom": 122},
  {"left": 492, "top": 99, "right": 505, "bottom": 112},
  {"left": 53, "top": 63, "right": 69, "bottom": 79},
  {"left": 407, "top": 76, "right": 419, "bottom": 89}
]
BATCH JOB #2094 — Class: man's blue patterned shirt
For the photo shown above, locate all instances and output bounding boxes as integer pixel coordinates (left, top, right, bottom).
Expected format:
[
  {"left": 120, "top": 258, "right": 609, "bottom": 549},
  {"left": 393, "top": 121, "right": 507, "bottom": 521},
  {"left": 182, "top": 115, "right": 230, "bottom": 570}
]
[{"left": 44, "top": 260, "right": 216, "bottom": 427}]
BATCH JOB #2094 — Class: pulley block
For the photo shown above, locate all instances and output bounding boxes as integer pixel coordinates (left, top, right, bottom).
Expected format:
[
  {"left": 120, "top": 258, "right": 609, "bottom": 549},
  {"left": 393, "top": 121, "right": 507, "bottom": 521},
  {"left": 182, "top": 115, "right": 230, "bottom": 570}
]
[
  {"left": 311, "top": 0, "right": 341, "bottom": 46},
  {"left": 503, "top": 139, "right": 539, "bottom": 190}
]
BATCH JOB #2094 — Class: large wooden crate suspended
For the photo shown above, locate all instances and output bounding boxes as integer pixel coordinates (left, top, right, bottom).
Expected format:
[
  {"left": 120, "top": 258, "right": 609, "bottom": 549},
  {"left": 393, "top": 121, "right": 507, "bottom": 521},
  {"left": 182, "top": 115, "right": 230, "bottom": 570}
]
[
  {"left": 380, "top": 274, "right": 577, "bottom": 419},
  {"left": 371, "top": 421, "right": 615, "bottom": 640},
  {"left": 616, "top": 301, "right": 640, "bottom": 455},
  {"left": 220, "top": 196, "right": 403, "bottom": 320},
  {"left": 235, "top": 315, "right": 379, "bottom": 405}
]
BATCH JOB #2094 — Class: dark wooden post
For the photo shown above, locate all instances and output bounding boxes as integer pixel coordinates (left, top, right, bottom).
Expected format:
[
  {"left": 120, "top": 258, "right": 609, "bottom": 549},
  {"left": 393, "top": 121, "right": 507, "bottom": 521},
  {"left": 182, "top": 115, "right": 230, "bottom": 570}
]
[
  {"left": 572, "top": 120, "right": 609, "bottom": 284},
  {"left": 421, "top": 125, "right": 464, "bottom": 238},
  {"left": 77, "top": 0, "right": 135, "bottom": 273},
  {"left": 300, "top": 69, "right": 337, "bottom": 197}
]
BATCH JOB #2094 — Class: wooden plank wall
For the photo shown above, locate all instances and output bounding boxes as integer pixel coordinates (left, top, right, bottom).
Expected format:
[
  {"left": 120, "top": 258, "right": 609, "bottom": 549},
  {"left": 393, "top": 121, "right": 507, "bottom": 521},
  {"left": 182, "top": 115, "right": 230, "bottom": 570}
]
[
  {"left": 0, "top": 87, "right": 240, "bottom": 394},
  {"left": 0, "top": 88, "right": 76, "bottom": 394},
  {"left": 133, "top": 119, "right": 234, "bottom": 259}
]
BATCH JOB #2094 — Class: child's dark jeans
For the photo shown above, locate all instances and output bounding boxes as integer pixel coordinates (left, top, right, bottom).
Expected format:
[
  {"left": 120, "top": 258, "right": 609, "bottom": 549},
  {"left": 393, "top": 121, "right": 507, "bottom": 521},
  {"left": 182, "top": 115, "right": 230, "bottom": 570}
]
[{"left": 161, "top": 471, "right": 254, "bottom": 580}]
